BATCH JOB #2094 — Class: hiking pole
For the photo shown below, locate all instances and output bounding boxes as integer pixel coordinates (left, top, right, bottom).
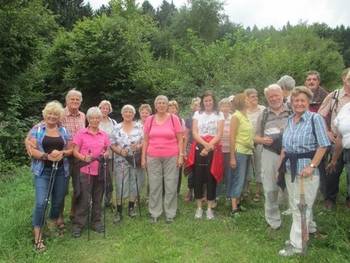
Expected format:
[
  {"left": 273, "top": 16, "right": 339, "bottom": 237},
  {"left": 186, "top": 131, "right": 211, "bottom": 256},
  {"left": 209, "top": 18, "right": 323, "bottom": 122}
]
[
  {"left": 132, "top": 152, "right": 141, "bottom": 217},
  {"left": 87, "top": 150, "right": 92, "bottom": 241},
  {"left": 103, "top": 156, "right": 107, "bottom": 238},
  {"left": 38, "top": 161, "right": 58, "bottom": 241},
  {"left": 120, "top": 161, "right": 125, "bottom": 220},
  {"left": 298, "top": 175, "right": 308, "bottom": 255}
]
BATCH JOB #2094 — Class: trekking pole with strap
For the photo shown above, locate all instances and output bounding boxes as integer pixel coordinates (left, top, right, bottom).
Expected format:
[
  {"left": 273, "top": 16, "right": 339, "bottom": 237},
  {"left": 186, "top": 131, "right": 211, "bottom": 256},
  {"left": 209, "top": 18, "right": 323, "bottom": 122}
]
[
  {"left": 38, "top": 161, "right": 59, "bottom": 240},
  {"left": 120, "top": 161, "right": 125, "bottom": 220},
  {"left": 298, "top": 175, "right": 308, "bottom": 255},
  {"left": 87, "top": 150, "right": 92, "bottom": 241},
  {"left": 132, "top": 151, "right": 141, "bottom": 217}
]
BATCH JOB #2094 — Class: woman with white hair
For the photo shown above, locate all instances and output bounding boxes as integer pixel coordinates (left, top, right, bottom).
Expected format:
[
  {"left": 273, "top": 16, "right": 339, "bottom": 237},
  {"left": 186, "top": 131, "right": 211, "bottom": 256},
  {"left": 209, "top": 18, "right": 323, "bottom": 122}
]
[
  {"left": 71, "top": 107, "right": 110, "bottom": 238},
  {"left": 142, "top": 95, "right": 184, "bottom": 223},
  {"left": 26, "top": 101, "right": 72, "bottom": 251},
  {"left": 110, "top": 104, "right": 143, "bottom": 223},
  {"left": 98, "top": 100, "right": 117, "bottom": 208}
]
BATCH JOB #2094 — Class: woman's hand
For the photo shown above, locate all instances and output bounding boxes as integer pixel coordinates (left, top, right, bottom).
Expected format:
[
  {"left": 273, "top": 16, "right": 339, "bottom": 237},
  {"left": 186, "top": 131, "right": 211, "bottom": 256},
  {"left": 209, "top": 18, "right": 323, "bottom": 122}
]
[
  {"left": 300, "top": 166, "right": 315, "bottom": 177},
  {"left": 177, "top": 155, "right": 184, "bottom": 167},
  {"left": 230, "top": 157, "right": 237, "bottom": 169},
  {"left": 327, "top": 160, "right": 337, "bottom": 173},
  {"left": 120, "top": 148, "right": 128, "bottom": 157},
  {"left": 141, "top": 157, "right": 147, "bottom": 169},
  {"left": 200, "top": 148, "right": 208, "bottom": 156},
  {"left": 48, "top": 150, "right": 64, "bottom": 162}
]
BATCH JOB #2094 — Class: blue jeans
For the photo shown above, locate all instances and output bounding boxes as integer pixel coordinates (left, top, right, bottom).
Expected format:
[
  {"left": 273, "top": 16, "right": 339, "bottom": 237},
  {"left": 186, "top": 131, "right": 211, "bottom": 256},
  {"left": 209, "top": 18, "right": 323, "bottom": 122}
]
[
  {"left": 227, "top": 152, "right": 250, "bottom": 198},
  {"left": 216, "top": 153, "right": 231, "bottom": 198},
  {"left": 32, "top": 166, "right": 67, "bottom": 227}
]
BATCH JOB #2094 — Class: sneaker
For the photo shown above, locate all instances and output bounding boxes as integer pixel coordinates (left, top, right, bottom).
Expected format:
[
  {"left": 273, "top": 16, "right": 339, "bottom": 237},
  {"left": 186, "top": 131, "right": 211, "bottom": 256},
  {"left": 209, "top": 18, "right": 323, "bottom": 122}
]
[
  {"left": 113, "top": 212, "right": 122, "bottom": 224},
  {"left": 237, "top": 204, "right": 246, "bottom": 212},
  {"left": 72, "top": 227, "right": 81, "bottom": 238},
  {"left": 93, "top": 223, "right": 105, "bottom": 233},
  {"left": 230, "top": 208, "right": 240, "bottom": 218},
  {"left": 165, "top": 217, "right": 174, "bottom": 224},
  {"left": 278, "top": 244, "right": 302, "bottom": 257},
  {"left": 128, "top": 208, "right": 137, "bottom": 218},
  {"left": 282, "top": 208, "right": 292, "bottom": 215},
  {"left": 194, "top": 208, "right": 203, "bottom": 219},
  {"left": 206, "top": 209, "right": 215, "bottom": 220},
  {"left": 324, "top": 200, "right": 335, "bottom": 210},
  {"left": 211, "top": 200, "right": 218, "bottom": 209}
]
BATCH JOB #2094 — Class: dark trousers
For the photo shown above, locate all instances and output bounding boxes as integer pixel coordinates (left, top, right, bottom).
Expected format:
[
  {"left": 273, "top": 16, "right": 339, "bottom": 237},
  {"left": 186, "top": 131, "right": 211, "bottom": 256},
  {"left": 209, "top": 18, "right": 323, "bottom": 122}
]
[
  {"left": 105, "top": 159, "right": 114, "bottom": 204},
  {"left": 325, "top": 149, "right": 345, "bottom": 203},
  {"left": 73, "top": 173, "right": 104, "bottom": 229},
  {"left": 193, "top": 148, "right": 216, "bottom": 201}
]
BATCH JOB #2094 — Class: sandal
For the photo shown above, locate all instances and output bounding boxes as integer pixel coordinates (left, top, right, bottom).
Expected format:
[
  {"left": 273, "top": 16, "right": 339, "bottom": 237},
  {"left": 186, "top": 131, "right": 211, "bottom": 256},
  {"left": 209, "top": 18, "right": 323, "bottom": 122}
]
[{"left": 34, "top": 239, "right": 46, "bottom": 252}]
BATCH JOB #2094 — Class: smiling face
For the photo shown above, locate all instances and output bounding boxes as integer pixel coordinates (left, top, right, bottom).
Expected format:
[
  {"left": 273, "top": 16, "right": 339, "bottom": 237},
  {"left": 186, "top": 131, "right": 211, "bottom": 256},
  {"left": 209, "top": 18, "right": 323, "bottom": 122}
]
[
  {"left": 266, "top": 89, "right": 283, "bottom": 111},
  {"left": 168, "top": 105, "right": 178, "bottom": 115},
  {"left": 44, "top": 111, "right": 61, "bottom": 126},
  {"left": 203, "top": 95, "right": 214, "bottom": 112},
  {"left": 66, "top": 95, "right": 81, "bottom": 112},
  {"left": 247, "top": 93, "right": 258, "bottom": 107},
  {"left": 155, "top": 99, "right": 168, "bottom": 114},
  {"left": 88, "top": 114, "right": 102, "bottom": 129},
  {"left": 292, "top": 93, "right": 310, "bottom": 115},
  {"left": 305, "top": 74, "right": 320, "bottom": 92},
  {"left": 140, "top": 109, "right": 151, "bottom": 122},
  {"left": 122, "top": 108, "right": 135, "bottom": 122}
]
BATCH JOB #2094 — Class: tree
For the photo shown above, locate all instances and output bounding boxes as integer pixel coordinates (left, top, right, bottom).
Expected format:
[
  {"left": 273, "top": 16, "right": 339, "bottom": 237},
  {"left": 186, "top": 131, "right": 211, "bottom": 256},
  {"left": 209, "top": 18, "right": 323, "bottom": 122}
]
[{"left": 141, "top": 0, "right": 155, "bottom": 18}]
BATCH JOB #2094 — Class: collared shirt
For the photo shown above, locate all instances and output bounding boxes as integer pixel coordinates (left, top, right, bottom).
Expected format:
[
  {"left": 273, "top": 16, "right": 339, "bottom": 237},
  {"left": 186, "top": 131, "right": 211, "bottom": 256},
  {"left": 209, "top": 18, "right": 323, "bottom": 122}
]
[
  {"left": 309, "top": 86, "right": 328, "bottom": 113},
  {"left": 282, "top": 111, "right": 330, "bottom": 175},
  {"left": 334, "top": 102, "right": 350, "bottom": 148},
  {"left": 73, "top": 128, "right": 110, "bottom": 175},
  {"left": 62, "top": 108, "right": 86, "bottom": 138},
  {"left": 29, "top": 123, "right": 71, "bottom": 177},
  {"left": 318, "top": 87, "right": 350, "bottom": 132},
  {"left": 255, "top": 104, "right": 291, "bottom": 137}
]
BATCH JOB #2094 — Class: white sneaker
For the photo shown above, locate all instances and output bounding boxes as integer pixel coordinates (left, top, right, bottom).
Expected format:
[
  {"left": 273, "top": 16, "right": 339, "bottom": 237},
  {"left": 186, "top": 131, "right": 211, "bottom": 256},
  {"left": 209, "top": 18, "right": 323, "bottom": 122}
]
[
  {"left": 195, "top": 208, "right": 203, "bottom": 219},
  {"left": 206, "top": 209, "right": 215, "bottom": 220},
  {"left": 278, "top": 244, "right": 302, "bottom": 257}
]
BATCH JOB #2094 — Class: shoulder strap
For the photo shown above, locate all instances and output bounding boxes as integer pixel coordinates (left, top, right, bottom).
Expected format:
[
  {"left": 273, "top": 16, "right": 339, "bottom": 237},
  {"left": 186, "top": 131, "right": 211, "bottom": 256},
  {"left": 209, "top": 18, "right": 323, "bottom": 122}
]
[
  {"left": 311, "top": 113, "right": 317, "bottom": 144},
  {"left": 330, "top": 89, "right": 340, "bottom": 114},
  {"left": 148, "top": 115, "right": 155, "bottom": 134},
  {"left": 260, "top": 108, "right": 269, "bottom": 137}
]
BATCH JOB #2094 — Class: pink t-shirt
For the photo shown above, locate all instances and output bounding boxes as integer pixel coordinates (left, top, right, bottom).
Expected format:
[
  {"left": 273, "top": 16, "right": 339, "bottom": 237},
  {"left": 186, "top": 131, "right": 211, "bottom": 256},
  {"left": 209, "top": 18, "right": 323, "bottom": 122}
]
[
  {"left": 144, "top": 114, "right": 182, "bottom": 157},
  {"left": 73, "top": 128, "right": 110, "bottom": 176}
]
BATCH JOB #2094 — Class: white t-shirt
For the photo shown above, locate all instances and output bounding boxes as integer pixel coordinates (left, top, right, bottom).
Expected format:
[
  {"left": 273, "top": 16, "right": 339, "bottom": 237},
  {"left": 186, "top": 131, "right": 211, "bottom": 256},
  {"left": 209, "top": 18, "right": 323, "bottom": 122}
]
[
  {"left": 193, "top": 111, "right": 224, "bottom": 136},
  {"left": 247, "top": 105, "right": 265, "bottom": 134},
  {"left": 334, "top": 102, "right": 350, "bottom": 148}
]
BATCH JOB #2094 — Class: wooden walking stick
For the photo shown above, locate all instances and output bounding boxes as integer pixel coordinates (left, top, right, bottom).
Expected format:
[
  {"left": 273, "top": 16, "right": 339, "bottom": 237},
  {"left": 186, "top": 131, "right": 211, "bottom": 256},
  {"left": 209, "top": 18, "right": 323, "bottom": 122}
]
[
  {"left": 132, "top": 152, "right": 142, "bottom": 216},
  {"left": 297, "top": 175, "right": 308, "bottom": 255}
]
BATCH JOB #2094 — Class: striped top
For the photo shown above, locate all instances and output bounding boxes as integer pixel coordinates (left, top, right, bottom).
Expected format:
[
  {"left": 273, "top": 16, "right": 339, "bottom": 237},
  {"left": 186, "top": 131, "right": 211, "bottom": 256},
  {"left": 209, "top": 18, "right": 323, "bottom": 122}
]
[
  {"left": 62, "top": 108, "right": 86, "bottom": 138},
  {"left": 282, "top": 111, "right": 330, "bottom": 175}
]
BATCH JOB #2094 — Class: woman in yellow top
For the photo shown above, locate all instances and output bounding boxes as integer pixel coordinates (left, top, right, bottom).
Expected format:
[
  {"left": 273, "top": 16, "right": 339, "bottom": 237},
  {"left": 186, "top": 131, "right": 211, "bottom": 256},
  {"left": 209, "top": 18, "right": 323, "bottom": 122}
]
[{"left": 229, "top": 93, "right": 254, "bottom": 216}]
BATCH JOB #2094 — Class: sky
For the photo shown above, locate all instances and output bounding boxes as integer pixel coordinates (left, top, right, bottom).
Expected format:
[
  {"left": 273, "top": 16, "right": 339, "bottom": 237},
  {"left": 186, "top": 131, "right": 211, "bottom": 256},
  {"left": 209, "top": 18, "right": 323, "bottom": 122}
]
[{"left": 87, "top": 0, "right": 350, "bottom": 29}]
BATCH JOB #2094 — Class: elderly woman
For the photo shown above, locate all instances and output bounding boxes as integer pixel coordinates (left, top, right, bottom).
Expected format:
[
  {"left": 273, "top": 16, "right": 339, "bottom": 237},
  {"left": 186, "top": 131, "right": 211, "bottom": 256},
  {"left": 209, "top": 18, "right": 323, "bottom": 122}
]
[
  {"left": 142, "top": 95, "right": 183, "bottom": 223},
  {"left": 71, "top": 107, "right": 110, "bottom": 238},
  {"left": 26, "top": 101, "right": 72, "bottom": 251},
  {"left": 244, "top": 88, "right": 265, "bottom": 202},
  {"left": 110, "top": 105, "right": 143, "bottom": 223},
  {"left": 277, "top": 75, "right": 296, "bottom": 106},
  {"left": 278, "top": 86, "right": 330, "bottom": 256},
  {"left": 188, "top": 91, "right": 224, "bottom": 220},
  {"left": 229, "top": 93, "right": 254, "bottom": 216},
  {"left": 98, "top": 100, "right": 117, "bottom": 208},
  {"left": 138, "top": 104, "right": 152, "bottom": 126},
  {"left": 184, "top": 97, "right": 201, "bottom": 202}
]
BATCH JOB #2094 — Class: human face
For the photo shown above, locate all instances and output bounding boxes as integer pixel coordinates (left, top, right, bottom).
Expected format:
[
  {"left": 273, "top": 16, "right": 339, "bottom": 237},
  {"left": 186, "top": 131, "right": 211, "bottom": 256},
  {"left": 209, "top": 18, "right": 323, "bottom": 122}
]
[
  {"left": 266, "top": 90, "right": 283, "bottom": 111},
  {"left": 247, "top": 93, "right": 258, "bottom": 107},
  {"left": 220, "top": 103, "right": 231, "bottom": 115},
  {"left": 140, "top": 109, "right": 150, "bottom": 122},
  {"left": 168, "top": 105, "right": 178, "bottom": 115},
  {"left": 122, "top": 109, "right": 135, "bottom": 122},
  {"left": 203, "top": 96, "right": 214, "bottom": 112},
  {"left": 305, "top": 74, "right": 320, "bottom": 91},
  {"left": 292, "top": 93, "right": 309, "bottom": 115},
  {"left": 88, "top": 115, "right": 102, "bottom": 129},
  {"left": 44, "top": 111, "right": 60, "bottom": 126},
  {"left": 99, "top": 104, "right": 110, "bottom": 118},
  {"left": 66, "top": 95, "right": 81, "bottom": 112},
  {"left": 192, "top": 102, "right": 201, "bottom": 112},
  {"left": 155, "top": 99, "right": 168, "bottom": 113}
]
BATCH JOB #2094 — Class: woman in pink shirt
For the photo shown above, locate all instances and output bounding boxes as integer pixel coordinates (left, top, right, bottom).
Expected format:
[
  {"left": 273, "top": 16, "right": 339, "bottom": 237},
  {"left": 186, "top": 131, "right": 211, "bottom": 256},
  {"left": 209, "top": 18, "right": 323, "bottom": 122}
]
[
  {"left": 71, "top": 107, "right": 110, "bottom": 238},
  {"left": 142, "top": 95, "right": 184, "bottom": 223}
]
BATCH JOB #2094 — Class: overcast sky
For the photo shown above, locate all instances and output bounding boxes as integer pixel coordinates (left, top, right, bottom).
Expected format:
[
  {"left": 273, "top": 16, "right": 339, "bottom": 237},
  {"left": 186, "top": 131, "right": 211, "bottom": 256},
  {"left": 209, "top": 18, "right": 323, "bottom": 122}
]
[{"left": 87, "top": 0, "right": 350, "bottom": 28}]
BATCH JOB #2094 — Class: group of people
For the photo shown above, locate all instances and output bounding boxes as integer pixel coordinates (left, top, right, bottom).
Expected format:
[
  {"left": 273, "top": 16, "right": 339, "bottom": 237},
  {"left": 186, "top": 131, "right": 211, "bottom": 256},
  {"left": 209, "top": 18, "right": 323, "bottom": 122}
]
[{"left": 24, "top": 68, "right": 350, "bottom": 257}]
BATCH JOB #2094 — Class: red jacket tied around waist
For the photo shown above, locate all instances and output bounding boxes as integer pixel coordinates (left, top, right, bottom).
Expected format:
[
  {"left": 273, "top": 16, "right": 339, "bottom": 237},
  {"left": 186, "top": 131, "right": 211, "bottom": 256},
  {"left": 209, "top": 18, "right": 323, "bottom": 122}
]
[{"left": 186, "top": 135, "right": 223, "bottom": 183}]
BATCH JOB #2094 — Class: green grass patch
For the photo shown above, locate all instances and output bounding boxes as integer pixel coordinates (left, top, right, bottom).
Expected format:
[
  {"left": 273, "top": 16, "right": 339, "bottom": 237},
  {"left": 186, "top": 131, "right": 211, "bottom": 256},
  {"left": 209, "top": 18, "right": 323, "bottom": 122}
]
[{"left": 1, "top": 168, "right": 350, "bottom": 262}]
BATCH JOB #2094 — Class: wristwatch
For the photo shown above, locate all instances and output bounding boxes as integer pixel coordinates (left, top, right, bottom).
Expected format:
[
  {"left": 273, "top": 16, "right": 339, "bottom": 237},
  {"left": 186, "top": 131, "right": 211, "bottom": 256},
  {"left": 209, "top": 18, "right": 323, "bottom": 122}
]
[{"left": 310, "top": 163, "right": 316, "bottom": 168}]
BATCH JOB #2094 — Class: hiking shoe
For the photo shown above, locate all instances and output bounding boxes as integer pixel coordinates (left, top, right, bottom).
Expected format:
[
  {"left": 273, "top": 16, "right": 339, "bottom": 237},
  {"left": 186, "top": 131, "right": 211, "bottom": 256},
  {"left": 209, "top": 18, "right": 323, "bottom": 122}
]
[
  {"left": 113, "top": 212, "right": 122, "bottom": 224},
  {"left": 72, "top": 227, "right": 81, "bottom": 238},
  {"left": 93, "top": 223, "right": 104, "bottom": 233},
  {"left": 128, "top": 208, "right": 137, "bottom": 218},
  {"left": 165, "top": 217, "right": 174, "bottom": 224},
  {"left": 194, "top": 208, "right": 203, "bottom": 219},
  {"left": 230, "top": 208, "right": 240, "bottom": 218},
  {"left": 206, "top": 209, "right": 215, "bottom": 220},
  {"left": 278, "top": 244, "right": 302, "bottom": 257}
]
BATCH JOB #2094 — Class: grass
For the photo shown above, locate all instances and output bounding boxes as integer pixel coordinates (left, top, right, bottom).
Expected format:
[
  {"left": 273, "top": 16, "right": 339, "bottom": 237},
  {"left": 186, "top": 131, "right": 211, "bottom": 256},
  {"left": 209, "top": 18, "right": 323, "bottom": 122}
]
[{"left": 1, "top": 168, "right": 350, "bottom": 263}]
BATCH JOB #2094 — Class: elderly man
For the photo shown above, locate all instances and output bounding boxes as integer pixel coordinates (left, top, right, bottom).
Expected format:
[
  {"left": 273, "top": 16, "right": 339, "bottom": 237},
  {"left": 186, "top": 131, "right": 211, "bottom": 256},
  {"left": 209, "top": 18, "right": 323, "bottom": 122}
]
[
  {"left": 305, "top": 70, "right": 328, "bottom": 112},
  {"left": 277, "top": 75, "right": 296, "bottom": 106},
  {"left": 59, "top": 89, "right": 86, "bottom": 226},
  {"left": 318, "top": 68, "right": 350, "bottom": 209},
  {"left": 254, "top": 84, "right": 292, "bottom": 230}
]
